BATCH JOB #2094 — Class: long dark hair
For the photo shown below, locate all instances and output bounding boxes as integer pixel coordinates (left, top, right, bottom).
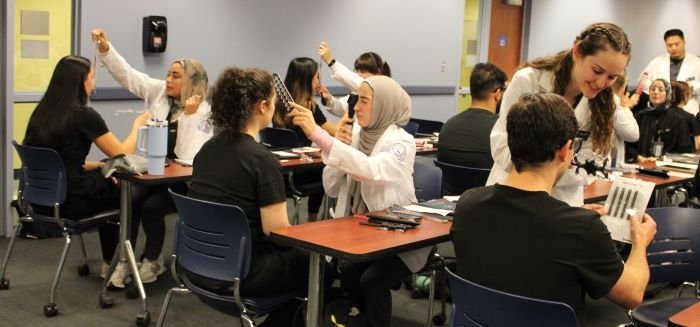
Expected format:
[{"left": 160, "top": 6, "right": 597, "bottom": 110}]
[
  {"left": 524, "top": 22, "right": 631, "bottom": 155},
  {"left": 24, "top": 55, "right": 91, "bottom": 147},
  {"left": 273, "top": 57, "right": 318, "bottom": 127},
  {"left": 354, "top": 52, "right": 391, "bottom": 77}
]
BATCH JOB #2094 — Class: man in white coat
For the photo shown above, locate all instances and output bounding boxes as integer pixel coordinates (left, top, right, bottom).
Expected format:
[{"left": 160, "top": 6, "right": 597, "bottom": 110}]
[{"left": 640, "top": 29, "right": 700, "bottom": 115}]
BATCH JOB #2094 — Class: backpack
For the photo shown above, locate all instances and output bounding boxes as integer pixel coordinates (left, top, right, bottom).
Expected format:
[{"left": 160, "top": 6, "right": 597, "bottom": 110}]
[{"left": 323, "top": 288, "right": 367, "bottom": 327}]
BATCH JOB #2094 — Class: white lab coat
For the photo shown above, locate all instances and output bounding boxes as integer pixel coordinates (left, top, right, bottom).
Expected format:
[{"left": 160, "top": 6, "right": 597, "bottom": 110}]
[
  {"left": 98, "top": 43, "right": 213, "bottom": 160},
  {"left": 488, "top": 67, "right": 605, "bottom": 207},
  {"left": 641, "top": 52, "right": 700, "bottom": 115},
  {"left": 612, "top": 95, "right": 639, "bottom": 165},
  {"left": 322, "top": 124, "right": 430, "bottom": 272},
  {"left": 321, "top": 61, "right": 364, "bottom": 117}
]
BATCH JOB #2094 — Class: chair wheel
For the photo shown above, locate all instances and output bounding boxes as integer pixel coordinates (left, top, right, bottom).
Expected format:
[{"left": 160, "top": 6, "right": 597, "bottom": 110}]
[
  {"left": 0, "top": 278, "right": 9, "bottom": 290},
  {"left": 77, "top": 264, "right": 90, "bottom": 276},
  {"left": 136, "top": 310, "right": 151, "bottom": 326},
  {"left": 99, "top": 293, "right": 114, "bottom": 308},
  {"left": 44, "top": 303, "right": 58, "bottom": 317},
  {"left": 125, "top": 284, "right": 139, "bottom": 299},
  {"left": 433, "top": 313, "right": 446, "bottom": 326}
]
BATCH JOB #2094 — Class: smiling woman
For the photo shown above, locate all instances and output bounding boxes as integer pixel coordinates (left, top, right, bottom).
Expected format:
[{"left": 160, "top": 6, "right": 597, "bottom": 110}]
[{"left": 487, "top": 22, "right": 632, "bottom": 207}]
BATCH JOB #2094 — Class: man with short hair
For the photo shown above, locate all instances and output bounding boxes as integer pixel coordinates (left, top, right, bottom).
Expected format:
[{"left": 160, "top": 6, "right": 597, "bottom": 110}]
[
  {"left": 450, "top": 93, "right": 657, "bottom": 325},
  {"left": 641, "top": 29, "right": 700, "bottom": 115},
  {"left": 437, "top": 62, "right": 507, "bottom": 168}
]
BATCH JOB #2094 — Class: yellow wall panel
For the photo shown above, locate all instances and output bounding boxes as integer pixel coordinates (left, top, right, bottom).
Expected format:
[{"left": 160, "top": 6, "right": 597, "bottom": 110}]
[{"left": 14, "top": 0, "right": 72, "bottom": 91}]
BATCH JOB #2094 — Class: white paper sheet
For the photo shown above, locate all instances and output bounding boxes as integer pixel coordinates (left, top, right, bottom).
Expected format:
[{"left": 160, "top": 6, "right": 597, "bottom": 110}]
[{"left": 599, "top": 177, "right": 655, "bottom": 243}]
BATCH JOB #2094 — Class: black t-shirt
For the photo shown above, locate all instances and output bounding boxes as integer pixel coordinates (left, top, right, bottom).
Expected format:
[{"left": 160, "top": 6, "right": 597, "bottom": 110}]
[
  {"left": 188, "top": 132, "right": 286, "bottom": 243},
  {"left": 450, "top": 184, "right": 623, "bottom": 324},
  {"left": 25, "top": 106, "right": 116, "bottom": 216},
  {"left": 437, "top": 108, "right": 496, "bottom": 169},
  {"left": 669, "top": 106, "right": 700, "bottom": 150}
]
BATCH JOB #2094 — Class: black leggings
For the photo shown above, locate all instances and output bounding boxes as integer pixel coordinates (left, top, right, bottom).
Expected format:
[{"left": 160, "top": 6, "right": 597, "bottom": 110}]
[
  {"left": 130, "top": 183, "right": 184, "bottom": 260},
  {"left": 340, "top": 255, "right": 412, "bottom": 327}
]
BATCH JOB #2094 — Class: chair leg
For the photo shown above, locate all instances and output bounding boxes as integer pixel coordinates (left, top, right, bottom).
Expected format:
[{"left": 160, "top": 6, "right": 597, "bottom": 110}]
[
  {"left": 0, "top": 222, "right": 23, "bottom": 290},
  {"left": 240, "top": 314, "right": 256, "bottom": 327},
  {"left": 292, "top": 195, "right": 302, "bottom": 225},
  {"left": 45, "top": 233, "right": 72, "bottom": 317},
  {"left": 427, "top": 268, "right": 437, "bottom": 327},
  {"left": 156, "top": 286, "right": 191, "bottom": 327}
]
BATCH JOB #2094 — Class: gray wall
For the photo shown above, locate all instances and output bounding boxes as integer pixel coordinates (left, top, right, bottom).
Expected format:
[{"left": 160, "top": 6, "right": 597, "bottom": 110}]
[
  {"left": 80, "top": 0, "right": 465, "bottom": 141},
  {"left": 527, "top": 0, "right": 700, "bottom": 83}
]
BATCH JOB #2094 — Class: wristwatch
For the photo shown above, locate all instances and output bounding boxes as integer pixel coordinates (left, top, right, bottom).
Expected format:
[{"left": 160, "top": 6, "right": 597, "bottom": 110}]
[{"left": 328, "top": 59, "right": 336, "bottom": 68}]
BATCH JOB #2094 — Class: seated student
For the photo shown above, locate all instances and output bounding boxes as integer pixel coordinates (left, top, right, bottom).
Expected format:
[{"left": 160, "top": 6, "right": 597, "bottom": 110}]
[
  {"left": 187, "top": 67, "right": 311, "bottom": 326},
  {"left": 626, "top": 78, "right": 692, "bottom": 163},
  {"left": 92, "top": 29, "right": 213, "bottom": 283},
  {"left": 669, "top": 81, "right": 700, "bottom": 151},
  {"left": 437, "top": 62, "right": 507, "bottom": 168},
  {"left": 23, "top": 55, "right": 151, "bottom": 288},
  {"left": 611, "top": 71, "right": 639, "bottom": 166},
  {"left": 451, "top": 93, "right": 657, "bottom": 325},
  {"left": 290, "top": 75, "right": 429, "bottom": 327},
  {"left": 317, "top": 41, "right": 392, "bottom": 117},
  {"left": 273, "top": 57, "right": 335, "bottom": 222}
]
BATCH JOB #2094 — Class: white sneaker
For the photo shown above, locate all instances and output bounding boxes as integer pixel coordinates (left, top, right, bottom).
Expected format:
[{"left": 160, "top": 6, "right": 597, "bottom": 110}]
[
  {"left": 138, "top": 256, "right": 166, "bottom": 284},
  {"left": 101, "top": 262, "right": 130, "bottom": 289}
]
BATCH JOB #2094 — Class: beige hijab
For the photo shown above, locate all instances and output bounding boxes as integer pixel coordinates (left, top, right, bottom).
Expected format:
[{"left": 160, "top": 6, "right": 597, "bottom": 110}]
[
  {"left": 169, "top": 58, "right": 209, "bottom": 113},
  {"left": 351, "top": 75, "right": 412, "bottom": 213}
]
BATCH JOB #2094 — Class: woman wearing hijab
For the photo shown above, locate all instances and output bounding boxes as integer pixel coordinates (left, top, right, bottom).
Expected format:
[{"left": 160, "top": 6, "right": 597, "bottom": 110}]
[
  {"left": 91, "top": 29, "right": 213, "bottom": 284},
  {"left": 626, "top": 78, "right": 692, "bottom": 163},
  {"left": 290, "top": 75, "right": 430, "bottom": 327}
]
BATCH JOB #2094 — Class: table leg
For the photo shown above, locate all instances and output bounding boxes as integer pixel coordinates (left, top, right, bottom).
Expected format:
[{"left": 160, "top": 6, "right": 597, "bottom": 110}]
[{"left": 306, "top": 253, "right": 324, "bottom": 327}]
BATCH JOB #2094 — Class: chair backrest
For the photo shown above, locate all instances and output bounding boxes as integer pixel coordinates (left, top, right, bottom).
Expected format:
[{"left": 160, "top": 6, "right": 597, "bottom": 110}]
[
  {"left": 402, "top": 121, "right": 419, "bottom": 137},
  {"left": 259, "top": 127, "right": 300, "bottom": 150},
  {"left": 413, "top": 161, "right": 442, "bottom": 202},
  {"left": 645, "top": 207, "right": 700, "bottom": 283},
  {"left": 433, "top": 160, "right": 490, "bottom": 196},
  {"left": 169, "top": 189, "right": 252, "bottom": 282},
  {"left": 445, "top": 268, "right": 578, "bottom": 327},
  {"left": 12, "top": 140, "right": 67, "bottom": 207},
  {"left": 410, "top": 118, "right": 444, "bottom": 136}
]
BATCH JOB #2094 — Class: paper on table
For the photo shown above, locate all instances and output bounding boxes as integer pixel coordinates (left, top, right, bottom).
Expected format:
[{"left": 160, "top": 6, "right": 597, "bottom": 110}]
[
  {"left": 600, "top": 177, "right": 655, "bottom": 243},
  {"left": 443, "top": 195, "right": 460, "bottom": 202},
  {"left": 403, "top": 204, "right": 452, "bottom": 216},
  {"left": 271, "top": 150, "right": 300, "bottom": 158},
  {"left": 174, "top": 158, "right": 193, "bottom": 166}
]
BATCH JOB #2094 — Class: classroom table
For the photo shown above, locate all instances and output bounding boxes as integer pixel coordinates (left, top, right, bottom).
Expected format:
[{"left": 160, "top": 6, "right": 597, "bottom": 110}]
[
  {"left": 102, "top": 163, "right": 192, "bottom": 326},
  {"left": 668, "top": 301, "right": 700, "bottom": 327},
  {"left": 270, "top": 214, "right": 452, "bottom": 327},
  {"left": 584, "top": 170, "right": 694, "bottom": 204}
]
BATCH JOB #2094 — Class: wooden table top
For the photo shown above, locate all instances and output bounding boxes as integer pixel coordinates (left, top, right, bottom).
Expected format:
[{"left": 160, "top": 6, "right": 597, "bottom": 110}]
[
  {"left": 270, "top": 215, "right": 452, "bottom": 262},
  {"left": 584, "top": 171, "right": 693, "bottom": 203},
  {"left": 668, "top": 301, "right": 700, "bottom": 327}
]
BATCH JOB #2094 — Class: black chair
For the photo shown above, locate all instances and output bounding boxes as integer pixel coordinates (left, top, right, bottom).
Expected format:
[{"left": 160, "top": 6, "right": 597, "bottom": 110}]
[
  {"left": 413, "top": 161, "right": 442, "bottom": 202},
  {"left": 157, "top": 190, "right": 305, "bottom": 327},
  {"left": 5, "top": 140, "right": 120, "bottom": 317},
  {"left": 411, "top": 161, "right": 450, "bottom": 326},
  {"left": 410, "top": 118, "right": 444, "bottom": 137},
  {"left": 445, "top": 267, "right": 578, "bottom": 327},
  {"left": 402, "top": 121, "right": 420, "bottom": 137},
  {"left": 628, "top": 207, "right": 700, "bottom": 327},
  {"left": 259, "top": 127, "right": 325, "bottom": 223},
  {"left": 433, "top": 160, "right": 490, "bottom": 196}
]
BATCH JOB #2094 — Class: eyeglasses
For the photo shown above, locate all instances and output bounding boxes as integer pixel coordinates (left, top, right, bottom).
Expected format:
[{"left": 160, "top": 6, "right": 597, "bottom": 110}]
[{"left": 569, "top": 130, "right": 609, "bottom": 179}]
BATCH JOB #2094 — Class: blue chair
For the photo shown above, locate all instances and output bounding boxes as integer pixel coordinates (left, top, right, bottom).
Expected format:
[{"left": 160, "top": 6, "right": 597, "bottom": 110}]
[
  {"left": 413, "top": 161, "right": 442, "bottom": 202},
  {"left": 402, "top": 121, "right": 420, "bottom": 137},
  {"left": 410, "top": 118, "right": 444, "bottom": 137},
  {"left": 157, "top": 190, "right": 305, "bottom": 327},
  {"left": 629, "top": 207, "right": 700, "bottom": 327},
  {"left": 6, "top": 140, "right": 120, "bottom": 317},
  {"left": 433, "top": 160, "right": 490, "bottom": 196},
  {"left": 259, "top": 127, "right": 325, "bottom": 223},
  {"left": 445, "top": 267, "right": 578, "bottom": 327}
]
